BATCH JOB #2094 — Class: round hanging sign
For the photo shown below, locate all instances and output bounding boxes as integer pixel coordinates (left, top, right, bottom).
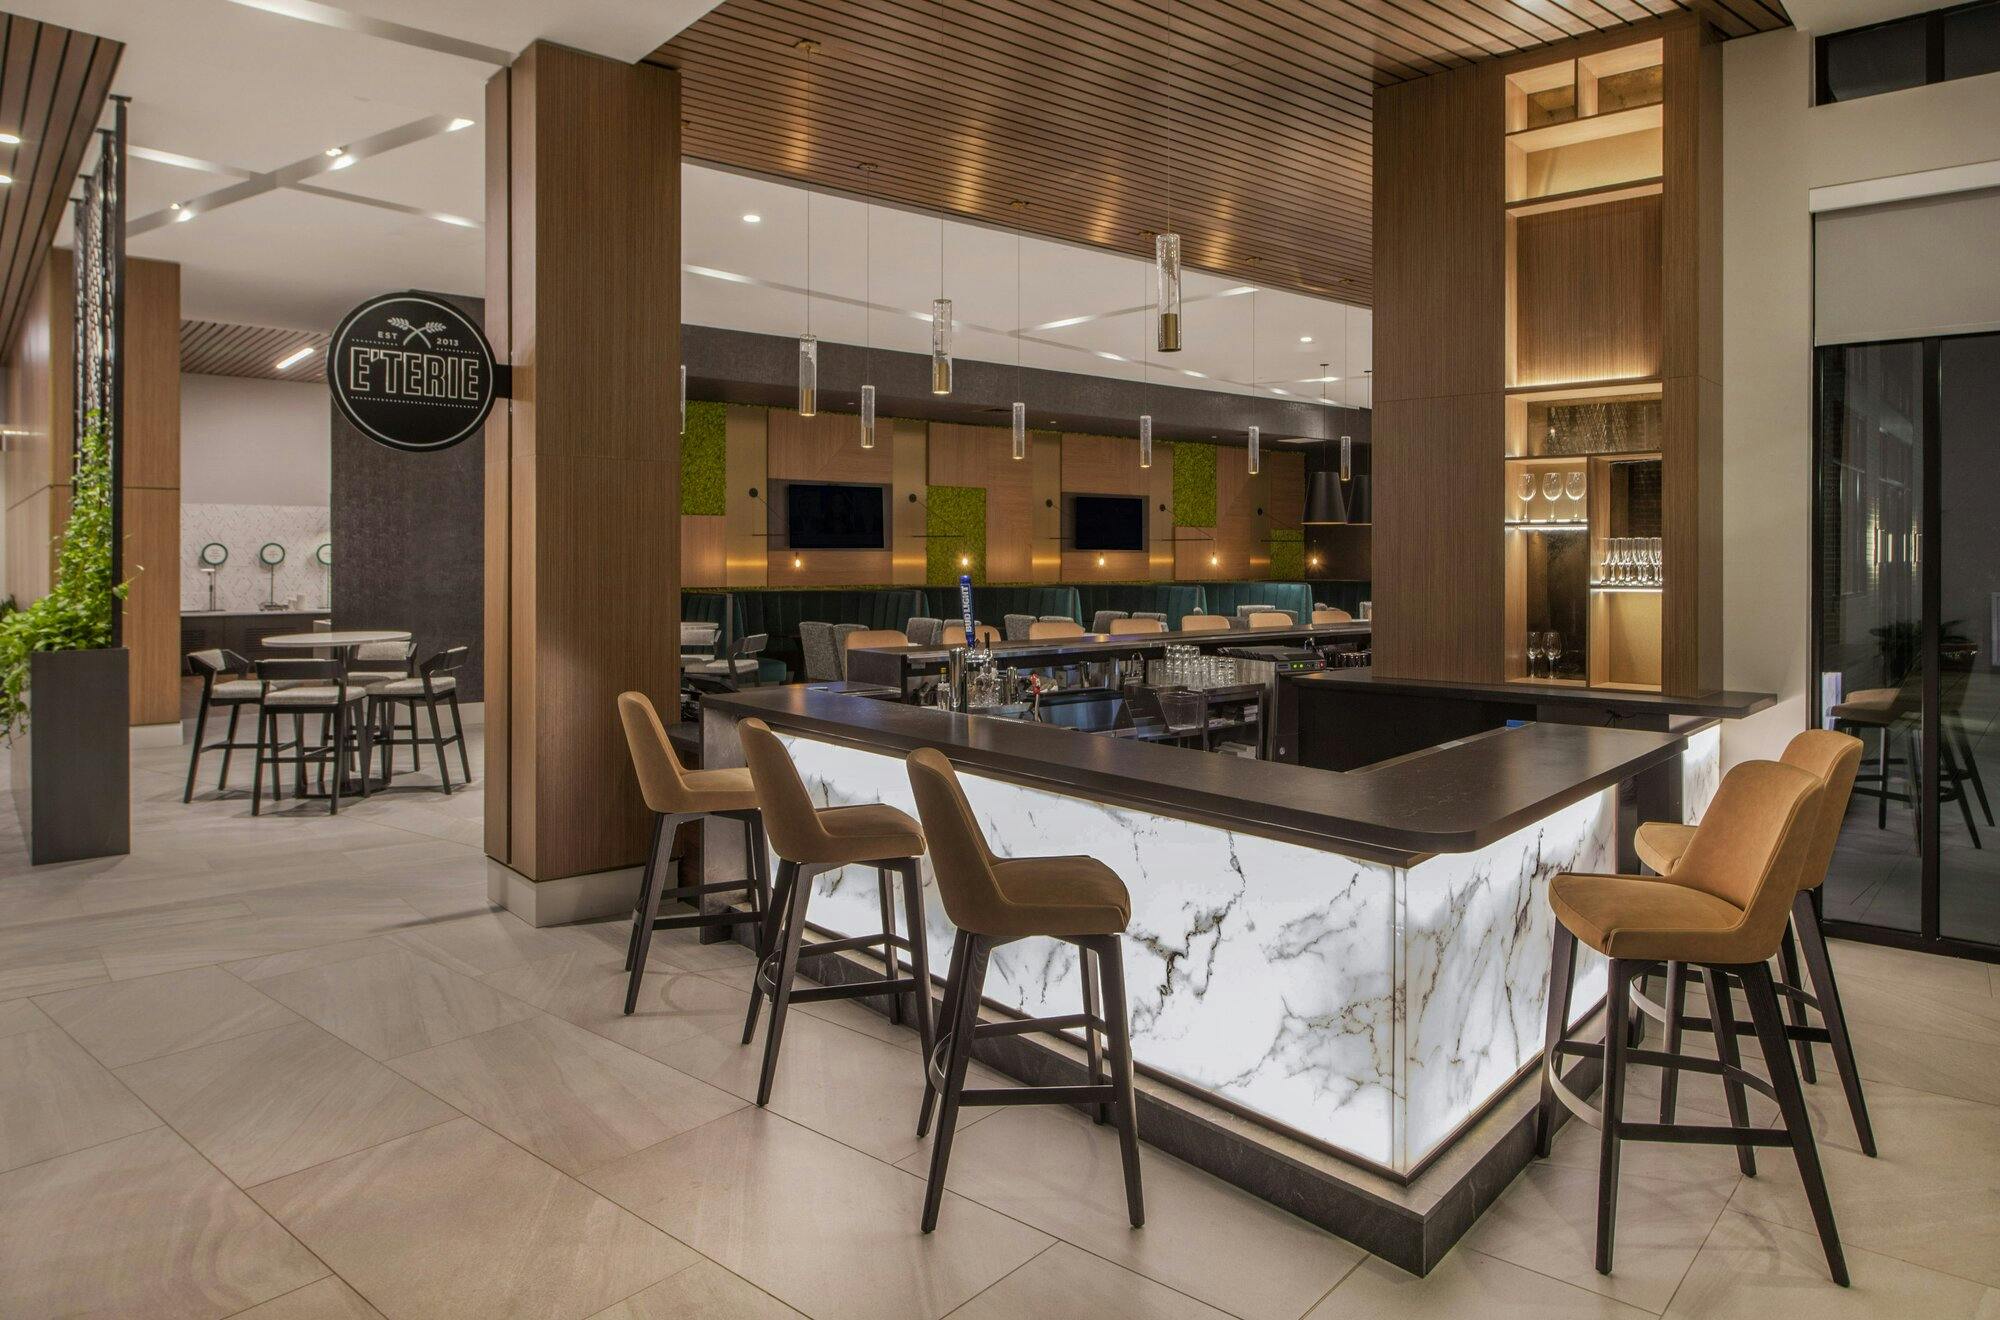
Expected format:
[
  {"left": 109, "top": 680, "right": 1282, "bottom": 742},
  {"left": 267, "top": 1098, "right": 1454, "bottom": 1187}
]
[{"left": 328, "top": 291, "right": 496, "bottom": 453}]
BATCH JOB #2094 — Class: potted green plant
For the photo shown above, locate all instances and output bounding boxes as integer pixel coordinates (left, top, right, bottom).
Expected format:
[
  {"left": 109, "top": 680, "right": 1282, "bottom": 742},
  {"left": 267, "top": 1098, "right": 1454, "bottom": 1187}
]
[{"left": 2, "top": 414, "right": 131, "bottom": 862}]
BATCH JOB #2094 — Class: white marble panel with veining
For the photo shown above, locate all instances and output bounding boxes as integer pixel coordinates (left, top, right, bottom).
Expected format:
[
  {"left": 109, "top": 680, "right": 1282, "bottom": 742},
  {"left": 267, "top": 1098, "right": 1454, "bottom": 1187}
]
[{"left": 1682, "top": 724, "right": 1721, "bottom": 825}]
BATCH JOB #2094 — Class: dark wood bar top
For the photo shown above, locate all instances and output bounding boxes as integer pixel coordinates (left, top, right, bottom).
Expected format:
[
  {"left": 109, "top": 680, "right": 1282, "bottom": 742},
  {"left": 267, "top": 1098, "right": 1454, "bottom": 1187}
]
[
  {"left": 703, "top": 682, "right": 1687, "bottom": 866},
  {"left": 1291, "top": 669, "right": 1775, "bottom": 720},
  {"left": 857, "top": 620, "right": 1371, "bottom": 664}
]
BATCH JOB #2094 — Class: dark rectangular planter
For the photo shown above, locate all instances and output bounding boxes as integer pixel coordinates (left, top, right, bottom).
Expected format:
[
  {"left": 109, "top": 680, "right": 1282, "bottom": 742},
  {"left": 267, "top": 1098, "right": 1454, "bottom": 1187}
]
[{"left": 9, "top": 647, "right": 130, "bottom": 864}]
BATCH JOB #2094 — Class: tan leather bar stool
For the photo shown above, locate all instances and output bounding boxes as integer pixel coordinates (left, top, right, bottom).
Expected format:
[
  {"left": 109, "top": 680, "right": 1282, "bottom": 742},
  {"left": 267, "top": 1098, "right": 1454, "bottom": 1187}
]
[
  {"left": 1634, "top": 730, "right": 1873, "bottom": 1154},
  {"left": 905, "top": 748, "right": 1144, "bottom": 1234},
  {"left": 1107, "top": 617, "right": 1166, "bottom": 635},
  {"left": 1538, "top": 760, "right": 1848, "bottom": 1284},
  {"left": 1178, "top": 614, "right": 1231, "bottom": 633},
  {"left": 616, "top": 693, "right": 772, "bottom": 1015},
  {"left": 735, "top": 718, "right": 935, "bottom": 1108}
]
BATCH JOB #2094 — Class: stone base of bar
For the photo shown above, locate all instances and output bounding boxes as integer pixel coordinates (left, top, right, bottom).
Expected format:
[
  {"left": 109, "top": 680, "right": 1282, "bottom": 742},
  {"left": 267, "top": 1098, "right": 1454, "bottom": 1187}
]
[{"left": 740, "top": 930, "right": 1607, "bottom": 1276}]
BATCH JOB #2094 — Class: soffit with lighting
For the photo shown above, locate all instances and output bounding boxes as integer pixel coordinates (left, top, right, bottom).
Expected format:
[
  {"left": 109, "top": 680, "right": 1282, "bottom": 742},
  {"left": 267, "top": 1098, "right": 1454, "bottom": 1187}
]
[
  {"left": 654, "top": 0, "right": 1789, "bottom": 306},
  {"left": 180, "top": 317, "right": 326, "bottom": 381}
]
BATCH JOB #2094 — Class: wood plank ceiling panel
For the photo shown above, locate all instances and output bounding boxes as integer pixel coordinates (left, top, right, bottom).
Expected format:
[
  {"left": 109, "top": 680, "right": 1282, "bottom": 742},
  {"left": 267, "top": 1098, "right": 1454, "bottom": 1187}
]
[
  {"left": 653, "top": 0, "right": 1785, "bottom": 305},
  {"left": 179, "top": 318, "right": 328, "bottom": 382},
  {"left": 0, "top": 12, "right": 122, "bottom": 362}
]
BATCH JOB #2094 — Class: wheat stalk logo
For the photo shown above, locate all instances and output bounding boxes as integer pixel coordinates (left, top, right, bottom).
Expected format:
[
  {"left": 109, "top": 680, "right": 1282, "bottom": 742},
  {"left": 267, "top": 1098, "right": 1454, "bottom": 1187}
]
[{"left": 386, "top": 316, "right": 447, "bottom": 347}]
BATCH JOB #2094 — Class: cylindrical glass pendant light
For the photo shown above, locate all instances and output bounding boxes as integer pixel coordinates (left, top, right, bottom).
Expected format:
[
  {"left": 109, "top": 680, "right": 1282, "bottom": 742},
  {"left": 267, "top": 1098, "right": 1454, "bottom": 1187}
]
[
  {"left": 1139, "top": 415, "right": 1153, "bottom": 469},
  {"left": 797, "top": 334, "right": 818, "bottom": 416},
  {"left": 1155, "top": 232, "right": 1182, "bottom": 352},
  {"left": 1247, "top": 424, "right": 1260, "bottom": 476},
  {"left": 679, "top": 363, "right": 686, "bottom": 435},
  {"left": 1011, "top": 402, "right": 1026, "bottom": 460},
  {"left": 860, "top": 383, "right": 877, "bottom": 449},
  {"left": 1340, "top": 433, "right": 1352, "bottom": 482},
  {"left": 930, "top": 298, "right": 953, "bottom": 394}
]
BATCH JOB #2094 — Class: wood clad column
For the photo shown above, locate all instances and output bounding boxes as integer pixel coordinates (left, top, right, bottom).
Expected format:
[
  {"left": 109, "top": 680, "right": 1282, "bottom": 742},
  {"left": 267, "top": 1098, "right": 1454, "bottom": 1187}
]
[
  {"left": 484, "top": 43, "right": 681, "bottom": 893},
  {"left": 122, "top": 257, "right": 181, "bottom": 729},
  {"left": 1370, "top": 62, "right": 1508, "bottom": 683}
]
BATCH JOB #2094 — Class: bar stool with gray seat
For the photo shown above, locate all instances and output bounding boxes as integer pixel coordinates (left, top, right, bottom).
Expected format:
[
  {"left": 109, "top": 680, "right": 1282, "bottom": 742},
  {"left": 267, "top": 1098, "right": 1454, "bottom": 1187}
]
[
  {"left": 184, "top": 649, "right": 262, "bottom": 801},
  {"left": 1538, "top": 759, "right": 1847, "bottom": 1284},
  {"left": 905, "top": 747, "right": 1143, "bottom": 1233},
  {"left": 1089, "top": 609, "right": 1129, "bottom": 633},
  {"left": 735, "top": 717, "right": 935, "bottom": 1108},
  {"left": 616, "top": 692, "right": 771, "bottom": 1014},
  {"left": 252, "top": 658, "right": 368, "bottom": 815},
  {"left": 367, "top": 646, "right": 472, "bottom": 793},
  {"left": 1635, "top": 729, "right": 1874, "bottom": 1154}
]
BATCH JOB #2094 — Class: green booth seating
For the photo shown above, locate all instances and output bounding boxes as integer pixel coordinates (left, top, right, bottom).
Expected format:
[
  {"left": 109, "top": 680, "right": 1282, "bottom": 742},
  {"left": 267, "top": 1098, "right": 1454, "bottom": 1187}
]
[
  {"left": 1200, "top": 581, "right": 1315, "bottom": 623},
  {"left": 1071, "top": 583, "right": 1205, "bottom": 630},
  {"left": 735, "top": 588, "right": 927, "bottom": 681},
  {"left": 1312, "top": 581, "right": 1370, "bottom": 618},
  {"left": 924, "top": 584, "right": 1081, "bottom": 630}
]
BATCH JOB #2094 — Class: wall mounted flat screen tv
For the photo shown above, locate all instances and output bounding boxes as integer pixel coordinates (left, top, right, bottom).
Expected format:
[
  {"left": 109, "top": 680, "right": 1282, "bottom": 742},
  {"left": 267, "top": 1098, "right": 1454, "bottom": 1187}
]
[
  {"left": 1071, "top": 495, "right": 1146, "bottom": 551},
  {"left": 785, "top": 482, "right": 888, "bottom": 549}
]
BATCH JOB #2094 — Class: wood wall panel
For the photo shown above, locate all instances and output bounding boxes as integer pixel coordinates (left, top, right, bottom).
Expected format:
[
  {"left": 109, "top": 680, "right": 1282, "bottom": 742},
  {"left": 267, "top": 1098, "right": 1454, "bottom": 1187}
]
[
  {"left": 122, "top": 257, "right": 181, "bottom": 726},
  {"left": 766, "top": 408, "right": 895, "bottom": 484},
  {"left": 1371, "top": 393, "right": 1505, "bottom": 682},
  {"left": 1512, "top": 196, "right": 1663, "bottom": 387},
  {"left": 1147, "top": 445, "right": 1175, "bottom": 580},
  {"left": 928, "top": 422, "right": 1036, "bottom": 582},
  {"left": 1030, "top": 431, "right": 1061, "bottom": 582},
  {"left": 1061, "top": 433, "right": 1148, "bottom": 497},
  {"left": 890, "top": 417, "right": 927, "bottom": 584},
  {"left": 2, "top": 254, "right": 63, "bottom": 606},
  {"left": 767, "top": 548, "right": 894, "bottom": 585},
  {"left": 1372, "top": 62, "right": 1505, "bottom": 406},
  {"left": 1266, "top": 451, "right": 1306, "bottom": 530},
  {"left": 489, "top": 44, "right": 682, "bottom": 884},
  {"left": 482, "top": 68, "right": 513, "bottom": 863},
  {"left": 723, "top": 404, "right": 768, "bottom": 585},
  {"left": 681, "top": 514, "right": 725, "bottom": 586},
  {"left": 121, "top": 487, "right": 180, "bottom": 724}
]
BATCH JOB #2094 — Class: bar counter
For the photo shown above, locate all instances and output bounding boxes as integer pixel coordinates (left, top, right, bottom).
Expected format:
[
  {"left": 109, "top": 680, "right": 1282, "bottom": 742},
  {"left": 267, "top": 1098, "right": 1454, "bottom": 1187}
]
[{"left": 701, "top": 683, "right": 1707, "bottom": 1180}]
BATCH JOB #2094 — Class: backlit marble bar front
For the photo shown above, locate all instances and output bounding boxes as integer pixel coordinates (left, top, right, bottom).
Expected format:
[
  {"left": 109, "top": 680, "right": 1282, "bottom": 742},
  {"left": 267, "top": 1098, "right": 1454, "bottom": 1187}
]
[{"left": 703, "top": 685, "right": 1710, "bottom": 1178}]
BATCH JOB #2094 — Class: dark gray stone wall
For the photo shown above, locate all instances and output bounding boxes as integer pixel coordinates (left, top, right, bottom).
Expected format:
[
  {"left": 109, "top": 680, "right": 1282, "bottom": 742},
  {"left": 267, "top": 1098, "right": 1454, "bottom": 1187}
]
[{"left": 329, "top": 291, "right": 484, "bottom": 700}]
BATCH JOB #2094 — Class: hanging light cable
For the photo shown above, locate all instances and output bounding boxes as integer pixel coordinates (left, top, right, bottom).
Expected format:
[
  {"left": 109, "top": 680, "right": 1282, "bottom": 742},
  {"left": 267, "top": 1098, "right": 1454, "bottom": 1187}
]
[
  {"left": 1011, "top": 204, "right": 1026, "bottom": 461},
  {"left": 796, "top": 39, "right": 819, "bottom": 417},
  {"left": 931, "top": 218, "right": 953, "bottom": 395},
  {"left": 1138, "top": 252, "right": 1152, "bottom": 469},
  {"left": 859, "top": 176, "right": 875, "bottom": 449},
  {"left": 1246, "top": 288, "right": 1260, "bottom": 475}
]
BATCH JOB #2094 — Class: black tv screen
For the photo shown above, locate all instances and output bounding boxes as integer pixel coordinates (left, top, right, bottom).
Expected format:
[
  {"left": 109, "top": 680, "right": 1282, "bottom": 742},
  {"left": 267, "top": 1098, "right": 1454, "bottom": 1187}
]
[
  {"left": 1072, "top": 495, "right": 1145, "bottom": 551},
  {"left": 786, "top": 483, "right": 886, "bottom": 549}
]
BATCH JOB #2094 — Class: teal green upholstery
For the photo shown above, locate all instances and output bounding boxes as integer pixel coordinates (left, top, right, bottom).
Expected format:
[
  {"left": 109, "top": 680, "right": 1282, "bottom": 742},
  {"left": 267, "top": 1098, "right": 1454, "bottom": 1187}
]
[
  {"left": 733, "top": 589, "right": 926, "bottom": 681},
  {"left": 1201, "top": 581, "right": 1313, "bottom": 622},
  {"left": 1073, "top": 584, "right": 1204, "bottom": 628},
  {"left": 681, "top": 592, "right": 787, "bottom": 684},
  {"left": 926, "top": 585, "right": 1081, "bottom": 627},
  {"left": 1312, "top": 581, "right": 1371, "bottom": 617}
]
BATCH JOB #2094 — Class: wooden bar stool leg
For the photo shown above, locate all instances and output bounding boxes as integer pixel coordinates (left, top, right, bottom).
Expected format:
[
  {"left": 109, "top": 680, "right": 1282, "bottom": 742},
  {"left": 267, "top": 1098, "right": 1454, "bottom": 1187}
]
[
  {"left": 1095, "top": 935, "right": 1146, "bottom": 1228},
  {"left": 218, "top": 704, "right": 243, "bottom": 791},
  {"left": 449, "top": 692, "right": 472, "bottom": 781},
  {"left": 1595, "top": 959, "right": 1634, "bottom": 1276},
  {"left": 1704, "top": 967, "right": 1757, "bottom": 1177},
  {"left": 897, "top": 858, "right": 937, "bottom": 1083},
  {"left": 918, "top": 929, "right": 971, "bottom": 1140},
  {"left": 1778, "top": 922, "right": 1816, "bottom": 1084},
  {"left": 1536, "top": 923, "right": 1578, "bottom": 1158},
  {"left": 1740, "top": 961, "right": 1849, "bottom": 1287},
  {"left": 741, "top": 860, "right": 796, "bottom": 1045},
  {"left": 755, "top": 863, "right": 817, "bottom": 1107},
  {"left": 184, "top": 693, "right": 211, "bottom": 803},
  {"left": 1792, "top": 891, "right": 1876, "bottom": 1156},
  {"left": 252, "top": 711, "right": 269, "bottom": 816},
  {"left": 427, "top": 698, "right": 453, "bottom": 794},
  {"left": 1659, "top": 960, "right": 1688, "bottom": 1122},
  {"left": 878, "top": 867, "right": 905, "bottom": 1025},
  {"left": 624, "top": 813, "right": 677, "bottom": 1013},
  {"left": 1080, "top": 945, "right": 1109, "bottom": 1124},
  {"left": 922, "top": 933, "right": 991, "bottom": 1234}
]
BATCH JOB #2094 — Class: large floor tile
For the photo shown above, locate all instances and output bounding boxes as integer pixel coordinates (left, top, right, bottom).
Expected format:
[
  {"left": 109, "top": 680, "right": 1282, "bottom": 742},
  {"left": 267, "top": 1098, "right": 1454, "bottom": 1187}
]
[
  {"left": 231, "top": 1276, "right": 387, "bottom": 1319},
  {"left": 1726, "top": 1077, "right": 2000, "bottom": 1287},
  {"left": 1844, "top": 1015, "right": 2000, "bottom": 1107},
  {"left": 37, "top": 964, "right": 301, "bottom": 1067},
  {"left": 587, "top": 1259, "right": 806, "bottom": 1319},
  {"left": 585, "top": 1107, "right": 1050, "bottom": 1320},
  {"left": 0, "top": 997, "right": 53, "bottom": 1037},
  {"left": 388, "top": 908, "right": 607, "bottom": 977},
  {"left": 948, "top": 1242, "right": 1238, "bottom": 1320},
  {"left": 251, "top": 1117, "right": 692, "bottom": 1320},
  {"left": 116, "top": 1020, "right": 460, "bottom": 1187},
  {"left": 0, "top": 1026, "right": 160, "bottom": 1173},
  {"left": 225, "top": 936, "right": 409, "bottom": 983},
  {"left": 891, "top": 1103, "right": 1360, "bottom": 1320},
  {"left": 1451, "top": 1157, "right": 1735, "bottom": 1313},
  {"left": 388, "top": 1014, "right": 743, "bottom": 1176},
  {"left": 256, "top": 947, "right": 537, "bottom": 1059},
  {"left": 1308, "top": 1248, "right": 1651, "bottom": 1319},
  {"left": 483, "top": 946, "right": 747, "bottom": 1046},
  {"left": 1664, "top": 1211, "right": 1997, "bottom": 1318},
  {"left": 96, "top": 905, "right": 436, "bottom": 981},
  {"left": 0, "top": 1126, "right": 327, "bottom": 1318},
  {"left": 0, "top": 947, "right": 108, "bottom": 1000}
]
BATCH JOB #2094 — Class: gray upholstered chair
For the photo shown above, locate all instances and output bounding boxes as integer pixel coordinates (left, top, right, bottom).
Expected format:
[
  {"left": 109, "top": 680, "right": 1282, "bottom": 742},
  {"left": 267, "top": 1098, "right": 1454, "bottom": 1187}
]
[
  {"left": 680, "top": 622, "right": 722, "bottom": 661},
  {"left": 1089, "top": 610, "right": 1129, "bottom": 634},
  {"left": 1133, "top": 611, "right": 1167, "bottom": 624},
  {"left": 1233, "top": 604, "right": 1277, "bottom": 619},
  {"left": 798, "top": 622, "right": 840, "bottom": 681},
  {"left": 1003, "top": 613, "right": 1037, "bottom": 642},
  {"left": 367, "top": 646, "right": 473, "bottom": 794},
  {"left": 184, "top": 649, "right": 261, "bottom": 802},
  {"left": 686, "top": 633, "right": 770, "bottom": 689},
  {"left": 346, "top": 639, "right": 415, "bottom": 690},
  {"left": 831, "top": 623, "right": 867, "bottom": 678},
  {"left": 253, "top": 658, "right": 368, "bottom": 816},
  {"left": 905, "top": 617, "right": 945, "bottom": 647}
]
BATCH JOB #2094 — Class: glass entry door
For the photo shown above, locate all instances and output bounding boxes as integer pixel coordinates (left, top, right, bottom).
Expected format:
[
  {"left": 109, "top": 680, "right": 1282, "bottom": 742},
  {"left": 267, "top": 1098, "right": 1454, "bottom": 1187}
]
[{"left": 1815, "top": 331, "right": 2000, "bottom": 956}]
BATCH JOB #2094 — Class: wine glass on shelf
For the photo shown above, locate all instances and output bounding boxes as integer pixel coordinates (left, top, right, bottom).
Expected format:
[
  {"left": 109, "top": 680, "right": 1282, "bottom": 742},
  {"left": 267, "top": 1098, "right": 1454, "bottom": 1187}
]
[
  {"left": 1648, "top": 537, "right": 1663, "bottom": 586},
  {"left": 1516, "top": 470, "right": 1536, "bottom": 520},
  {"left": 1565, "top": 470, "right": 1586, "bottom": 510},
  {"left": 1526, "top": 632, "right": 1545, "bottom": 680},
  {"left": 1609, "top": 538, "right": 1627, "bottom": 584},
  {"left": 1542, "top": 472, "right": 1564, "bottom": 521},
  {"left": 1543, "top": 632, "right": 1564, "bottom": 679}
]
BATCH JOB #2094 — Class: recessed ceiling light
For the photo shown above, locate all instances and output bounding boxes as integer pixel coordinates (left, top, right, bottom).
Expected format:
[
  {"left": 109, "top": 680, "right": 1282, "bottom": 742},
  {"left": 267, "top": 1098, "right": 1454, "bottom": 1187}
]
[
  {"left": 328, "top": 153, "right": 355, "bottom": 170},
  {"left": 741, "top": 213, "right": 761, "bottom": 224},
  {"left": 169, "top": 201, "right": 182, "bottom": 210},
  {"left": 174, "top": 208, "right": 195, "bottom": 222},
  {"left": 324, "top": 146, "right": 344, "bottom": 157},
  {"left": 0, "top": 133, "right": 18, "bottom": 145},
  {"left": 1299, "top": 335, "right": 1313, "bottom": 343},
  {"left": 274, "top": 345, "right": 316, "bottom": 371},
  {"left": 446, "top": 118, "right": 475, "bottom": 132}
]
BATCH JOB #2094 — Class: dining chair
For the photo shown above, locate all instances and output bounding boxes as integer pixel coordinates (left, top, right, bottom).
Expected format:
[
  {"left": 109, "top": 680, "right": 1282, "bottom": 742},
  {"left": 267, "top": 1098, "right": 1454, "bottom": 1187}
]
[
  {"left": 367, "top": 647, "right": 472, "bottom": 794},
  {"left": 184, "top": 649, "right": 261, "bottom": 802},
  {"left": 252, "top": 658, "right": 367, "bottom": 816}
]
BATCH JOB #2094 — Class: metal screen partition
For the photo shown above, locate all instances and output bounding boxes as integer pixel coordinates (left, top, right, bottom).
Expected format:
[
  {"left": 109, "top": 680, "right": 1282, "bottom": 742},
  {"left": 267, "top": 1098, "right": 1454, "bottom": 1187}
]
[{"left": 71, "top": 96, "right": 127, "bottom": 643}]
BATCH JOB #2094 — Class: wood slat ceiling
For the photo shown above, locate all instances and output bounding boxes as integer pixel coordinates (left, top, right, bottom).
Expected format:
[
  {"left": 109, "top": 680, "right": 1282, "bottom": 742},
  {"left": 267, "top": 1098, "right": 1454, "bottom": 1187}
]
[
  {"left": 0, "top": 11, "right": 121, "bottom": 361},
  {"left": 653, "top": 0, "right": 1785, "bottom": 305},
  {"left": 180, "top": 318, "right": 329, "bottom": 382}
]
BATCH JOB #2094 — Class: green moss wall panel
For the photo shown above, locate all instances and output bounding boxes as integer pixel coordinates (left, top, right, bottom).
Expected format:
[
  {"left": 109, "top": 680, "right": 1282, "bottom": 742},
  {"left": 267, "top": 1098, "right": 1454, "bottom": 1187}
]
[
  {"left": 681, "top": 400, "right": 727, "bottom": 517},
  {"left": 1172, "top": 442, "right": 1216, "bottom": 528},
  {"left": 925, "top": 485, "right": 986, "bottom": 586}
]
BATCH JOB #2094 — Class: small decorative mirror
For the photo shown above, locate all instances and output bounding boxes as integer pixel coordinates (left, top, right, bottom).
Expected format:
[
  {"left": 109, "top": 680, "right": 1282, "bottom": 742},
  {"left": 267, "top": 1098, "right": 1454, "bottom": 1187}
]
[
  {"left": 258, "top": 542, "right": 286, "bottom": 567},
  {"left": 313, "top": 541, "right": 332, "bottom": 567},
  {"left": 199, "top": 542, "right": 228, "bottom": 567}
]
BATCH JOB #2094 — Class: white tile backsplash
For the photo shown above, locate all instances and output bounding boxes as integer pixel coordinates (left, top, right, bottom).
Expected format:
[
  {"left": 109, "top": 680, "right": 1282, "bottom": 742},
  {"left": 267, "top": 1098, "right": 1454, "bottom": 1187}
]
[{"left": 181, "top": 503, "right": 331, "bottom": 613}]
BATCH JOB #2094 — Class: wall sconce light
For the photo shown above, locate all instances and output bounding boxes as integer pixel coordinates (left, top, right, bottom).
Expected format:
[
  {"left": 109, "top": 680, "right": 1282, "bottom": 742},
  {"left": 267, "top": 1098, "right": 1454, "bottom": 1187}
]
[
  {"left": 1096, "top": 554, "right": 1106, "bottom": 568},
  {"left": 1209, "top": 553, "right": 1219, "bottom": 567},
  {"left": 792, "top": 554, "right": 803, "bottom": 569},
  {"left": 959, "top": 553, "right": 970, "bottom": 568}
]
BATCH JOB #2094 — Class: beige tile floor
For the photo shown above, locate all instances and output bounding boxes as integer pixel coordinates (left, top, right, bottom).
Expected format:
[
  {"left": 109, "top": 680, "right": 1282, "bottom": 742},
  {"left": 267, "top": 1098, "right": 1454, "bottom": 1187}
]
[{"left": 0, "top": 729, "right": 1995, "bottom": 1318}]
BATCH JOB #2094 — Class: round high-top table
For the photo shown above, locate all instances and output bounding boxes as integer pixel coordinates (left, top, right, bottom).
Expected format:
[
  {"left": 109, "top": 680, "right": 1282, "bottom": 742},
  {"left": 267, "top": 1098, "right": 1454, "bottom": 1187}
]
[{"left": 259, "top": 629, "right": 413, "bottom": 798}]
